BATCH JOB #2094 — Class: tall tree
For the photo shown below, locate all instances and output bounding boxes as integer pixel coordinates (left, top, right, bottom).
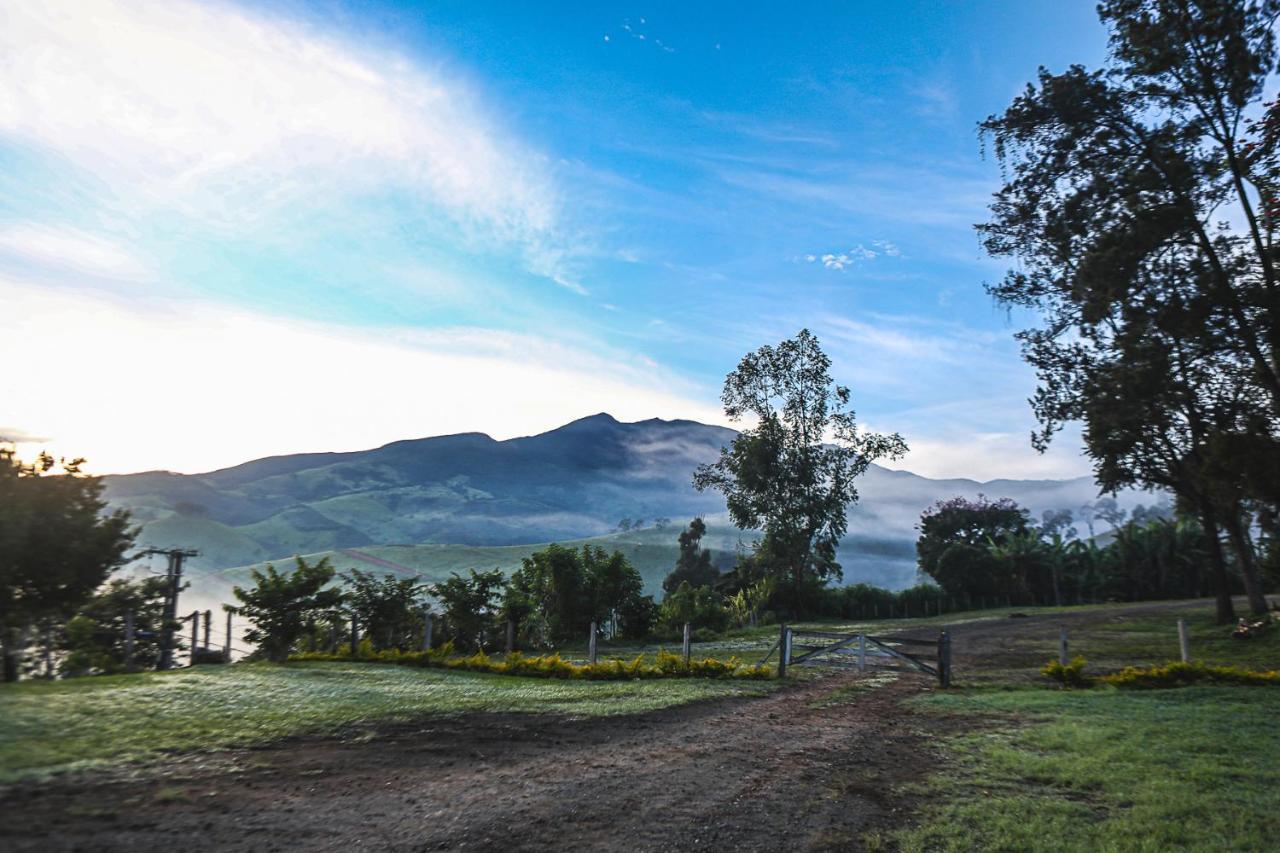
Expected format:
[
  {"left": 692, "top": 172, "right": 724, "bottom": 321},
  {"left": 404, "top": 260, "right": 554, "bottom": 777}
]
[
  {"left": 978, "top": 0, "right": 1280, "bottom": 619},
  {"left": 694, "top": 330, "right": 906, "bottom": 615},
  {"left": 0, "top": 449, "right": 135, "bottom": 681},
  {"left": 662, "top": 518, "right": 719, "bottom": 595}
]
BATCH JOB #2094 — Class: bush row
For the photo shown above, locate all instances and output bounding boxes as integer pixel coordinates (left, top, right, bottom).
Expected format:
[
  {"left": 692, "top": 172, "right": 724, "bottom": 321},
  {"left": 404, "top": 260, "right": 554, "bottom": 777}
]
[
  {"left": 291, "top": 643, "right": 774, "bottom": 681},
  {"left": 1042, "top": 656, "right": 1280, "bottom": 689}
]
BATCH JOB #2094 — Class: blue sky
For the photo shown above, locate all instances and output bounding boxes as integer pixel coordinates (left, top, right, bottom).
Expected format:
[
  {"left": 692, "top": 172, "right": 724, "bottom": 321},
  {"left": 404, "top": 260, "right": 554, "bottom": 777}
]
[{"left": 0, "top": 0, "right": 1108, "bottom": 477}]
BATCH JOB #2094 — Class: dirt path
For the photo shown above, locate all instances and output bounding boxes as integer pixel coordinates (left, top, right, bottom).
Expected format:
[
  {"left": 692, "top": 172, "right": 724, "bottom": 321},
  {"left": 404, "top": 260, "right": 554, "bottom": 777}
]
[
  {"left": 5, "top": 600, "right": 1218, "bottom": 852},
  {"left": 0, "top": 674, "right": 945, "bottom": 853}
]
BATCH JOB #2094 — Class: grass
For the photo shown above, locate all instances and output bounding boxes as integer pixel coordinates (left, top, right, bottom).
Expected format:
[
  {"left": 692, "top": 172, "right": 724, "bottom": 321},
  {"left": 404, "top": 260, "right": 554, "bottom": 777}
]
[
  {"left": 888, "top": 601, "right": 1280, "bottom": 851},
  {"left": 896, "top": 685, "right": 1280, "bottom": 852},
  {"left": 0, "top": 661, "right": 773, "bottom": 783}
]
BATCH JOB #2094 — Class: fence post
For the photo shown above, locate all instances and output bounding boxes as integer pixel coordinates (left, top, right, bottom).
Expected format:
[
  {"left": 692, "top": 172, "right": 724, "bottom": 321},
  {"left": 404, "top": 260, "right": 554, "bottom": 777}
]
[
  {"left": 858, "top": 632, "right": 866, "bottom": 672},
  {"left": 124, "top": 610, "right": 135, "bottom": 671},
  {"left": 682, "top": 622, "right": 691, "bottom": 665},
  {"left": 224, "top": 608, "right": 233, "bottom": 662},
  {"left": 1177, "top": 619, "right": 1190, "bottom": 663},
  {"left": 777, "top": 624, "right": 788, "bottom": 678},
  {"left": 1059, "top": 627, "right": 1069, "bottom": 666},
  {"left": 189, "top": 611, "right": 199, "bottom": 664},
  {"left": 938, "top": 630, "right": 952, "bottom": 688},
  {"left": 422, "top": 610, "right": 433, "bottom": 651},
  {"left": 589, "top": 621, "right": 598, "bottom": 664},
  {"left": 203, "top": 609, "right": 212, "bottom": 651},
  {"left": 506, "top": 619, "right": 515, "bottom": 655}
]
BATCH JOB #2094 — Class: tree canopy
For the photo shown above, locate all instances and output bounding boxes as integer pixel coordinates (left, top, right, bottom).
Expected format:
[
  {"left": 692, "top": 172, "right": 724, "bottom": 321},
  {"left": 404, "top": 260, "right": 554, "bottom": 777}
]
[
  {"left": 694, "top": 329, "right": 906, "bottom": 615},
  {"left": 979, "top": 0, "right": 1280, "bottom": 620},
  {"left": 0, "top": 449, "right": 135, "bottom": 681},
  {"left": 232, "top": 556, "right": 344, "bottom": 662}
]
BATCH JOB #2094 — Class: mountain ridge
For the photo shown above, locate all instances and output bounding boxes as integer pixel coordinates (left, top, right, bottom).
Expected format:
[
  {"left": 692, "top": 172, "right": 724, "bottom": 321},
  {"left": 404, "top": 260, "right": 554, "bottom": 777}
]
[{"left": 104, "top": 413, "right": 1138, "bottom": 592}]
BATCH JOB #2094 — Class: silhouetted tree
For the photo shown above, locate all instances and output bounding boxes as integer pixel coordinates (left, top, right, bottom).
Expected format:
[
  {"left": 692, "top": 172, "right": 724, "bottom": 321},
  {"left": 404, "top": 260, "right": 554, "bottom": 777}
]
[
  {"left": 0, "top": 449, "right": 135, "bottom": 681},
  {"left": 662, "top": 518, "right": 719, "bottom": 595},
  {"left": 917, "top": 496, "right": 1031, "bottom": 601},
  {"left": 694, "top": 329, "right": 907, "bottom": 615},
  {"left": 978, "top": 0, "right": 1280, "bottom": 619}
]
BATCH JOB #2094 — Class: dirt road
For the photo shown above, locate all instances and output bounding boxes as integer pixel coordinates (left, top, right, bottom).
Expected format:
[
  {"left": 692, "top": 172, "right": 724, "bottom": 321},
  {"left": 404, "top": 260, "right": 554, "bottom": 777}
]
[
  {"left": 1, "top": 673, "right": 945, "bottom": 852},
  {"left": 2, "top": 600, "right": 1218, "bottom": 852}
]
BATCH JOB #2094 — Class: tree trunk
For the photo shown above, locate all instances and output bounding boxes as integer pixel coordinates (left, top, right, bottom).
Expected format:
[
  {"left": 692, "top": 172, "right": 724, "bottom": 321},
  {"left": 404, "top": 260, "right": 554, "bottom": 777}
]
[
  {"left": 1222, "top": 509, "right": 1270, "bottom": 616},
  {"left": 1200, "top": 509, "right": 1237, "bottom": 624},
  {"left": 1, "top": 627, "right": 20, "bottom": 682}
]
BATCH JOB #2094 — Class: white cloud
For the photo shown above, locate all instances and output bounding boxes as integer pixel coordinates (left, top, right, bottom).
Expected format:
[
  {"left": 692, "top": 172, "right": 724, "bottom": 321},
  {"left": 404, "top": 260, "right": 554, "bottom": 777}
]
[
  {"left": 806, "top": 243, "right": 901, "bottom": 270},
  {"left": 891, "top": 431, "right": 1089, "bottom": 481},
  {"left": 0, "top": 0, "right": 563, "bottom": 273},
  {"left": 0, "top": 224, "right": 152, "bottom": 281},
  {"left": 0, "top": 279, "right": 724, "bottom": 475}
]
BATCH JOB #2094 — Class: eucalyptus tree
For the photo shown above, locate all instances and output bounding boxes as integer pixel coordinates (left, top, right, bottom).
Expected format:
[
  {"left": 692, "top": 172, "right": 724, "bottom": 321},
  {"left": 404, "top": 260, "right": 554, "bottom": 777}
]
[
  {"left": 694, "top": 329, "right": 907, "bottom": 615},
  {"left": 979, "top": 0, "right": 1280, "bottom": 619}
]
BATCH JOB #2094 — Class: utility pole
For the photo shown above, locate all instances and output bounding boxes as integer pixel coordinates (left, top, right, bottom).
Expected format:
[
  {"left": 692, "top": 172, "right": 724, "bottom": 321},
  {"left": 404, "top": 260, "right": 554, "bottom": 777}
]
[{"left": 137, "top": 547, "right": 199, "bottom": 670}]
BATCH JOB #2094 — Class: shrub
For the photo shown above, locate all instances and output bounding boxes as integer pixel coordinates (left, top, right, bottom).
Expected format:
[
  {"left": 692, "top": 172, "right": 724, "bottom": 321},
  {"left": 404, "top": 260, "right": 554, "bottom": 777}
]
[
  {"left": 1099, "top": 661, "right": 1280, "bottom": 689},
  {"left": 1041, "top": 655, "right": 1091, "bottom": 688},
  {"left": 289, "top": 646, "right": 771, "bottom": 680}
]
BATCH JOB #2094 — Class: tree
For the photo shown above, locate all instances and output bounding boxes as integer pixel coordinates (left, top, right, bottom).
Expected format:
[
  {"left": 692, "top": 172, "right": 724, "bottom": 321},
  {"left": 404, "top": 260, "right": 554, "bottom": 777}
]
[
  {"left": 342, "top": 570, "right": 428, "bottom": 651},
  {"left": 59, "top": 576, "right": 170, "bottom": 676},
  {"left": 1040, "top": 508, "right": 1076, "bottom": 540},
  {"left": 429, "top": 569, "right": 505, "bottom": 651},
  {"left": 694, "top": 329, "right": 907, "bottom": 615},
  {"left": 505, "top": 545, "right": 652, "bottom": 645},
  {"left": 978, "top": 0, "right": 1280, "bottom": 619},
  {"left": 0, "top": 449, "right": 135, "bottom": 681},
  {"left": 988, "top": 529, "right": 1056, "bottom": 605},
  {"left": 917, "top": 496, "right": 1030, "bottom": 600},
  {"left": 1092, "top": 498, "right": 1128, "bottom": 532},
  {"left": 658, "top": 581, "right": 729, "bottom": 634},
  {"left": 504, "top": 545, "right": 589, "bottom": 646},
  {"left": 581, "top": 545, "right": 650, "bottom": 638},
  {"left": 232, "top": 556, "right": 344, "bottom": 662},
  {"left": 662, "top": 518, "right": 719, "bottom": 595}
]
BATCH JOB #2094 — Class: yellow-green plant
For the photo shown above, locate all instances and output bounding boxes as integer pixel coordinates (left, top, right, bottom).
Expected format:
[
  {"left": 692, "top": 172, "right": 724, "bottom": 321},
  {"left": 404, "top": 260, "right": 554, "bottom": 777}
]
[
  {"left": 1041, "top": 655, "right": 1091, "bottom": 688},
  {"left": 290, "top": 646, "right": 772, "bottom": 680},
  {"left": 1099, "top": 661, "right": 1280, "bottom": 689}
]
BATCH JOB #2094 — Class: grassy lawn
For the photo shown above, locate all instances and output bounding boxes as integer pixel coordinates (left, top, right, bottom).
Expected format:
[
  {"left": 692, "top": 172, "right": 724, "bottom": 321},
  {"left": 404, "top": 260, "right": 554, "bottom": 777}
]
[
  {"left": 896, "top": 685, "right": 1280, "bottom": 852},
  {"left": 887, "top": 602, "right": 1280, "bottom": 851},
  {"left": 0, "top": 661, "right": 772, "bottom": 783}
]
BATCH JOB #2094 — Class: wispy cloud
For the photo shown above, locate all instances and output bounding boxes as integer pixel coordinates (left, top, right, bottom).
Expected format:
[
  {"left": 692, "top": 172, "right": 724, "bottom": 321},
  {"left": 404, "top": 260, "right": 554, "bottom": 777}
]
[
  {"left": 0, "top": 0, "right": 569, "bottom": 282},
  {"left": 0, "top": 225, "right": 151, "bottom": 281},
  {"left": 803, "top": 240, "right": 902, "bottom": 270},
  {"left": 0, "top": 427, "right": 50, "bottom": 444}
]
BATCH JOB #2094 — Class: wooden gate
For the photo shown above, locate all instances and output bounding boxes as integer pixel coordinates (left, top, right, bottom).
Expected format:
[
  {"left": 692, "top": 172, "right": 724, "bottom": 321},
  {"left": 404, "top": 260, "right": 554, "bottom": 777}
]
[{"left": 761, "top": 626, "right": 952, "bottom": 687}]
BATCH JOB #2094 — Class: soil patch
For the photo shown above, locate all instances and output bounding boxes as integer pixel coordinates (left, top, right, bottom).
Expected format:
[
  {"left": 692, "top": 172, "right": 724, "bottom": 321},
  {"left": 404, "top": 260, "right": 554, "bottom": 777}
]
[{"left": 0, "top": 675, "right": 946, "bottom": 852}]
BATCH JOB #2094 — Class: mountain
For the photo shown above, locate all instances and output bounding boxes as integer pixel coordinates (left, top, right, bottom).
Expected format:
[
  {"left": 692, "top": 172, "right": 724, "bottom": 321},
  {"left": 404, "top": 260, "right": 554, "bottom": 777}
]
[{"left": 105, "top": 413, "right": 1149, "bottom": 599}]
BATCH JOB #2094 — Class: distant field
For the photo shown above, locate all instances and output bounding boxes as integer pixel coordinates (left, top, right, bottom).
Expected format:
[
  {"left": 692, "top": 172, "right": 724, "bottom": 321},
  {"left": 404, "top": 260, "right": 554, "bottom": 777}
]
[{"left": 0, "top": 661, "right": 774, "bottom": 782}]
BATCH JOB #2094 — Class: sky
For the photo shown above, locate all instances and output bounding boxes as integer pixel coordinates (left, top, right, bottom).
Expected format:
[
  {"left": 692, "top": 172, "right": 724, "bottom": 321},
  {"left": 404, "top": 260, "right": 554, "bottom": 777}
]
[{"left": 0, "top": 0, "right": 1111, "bottom": 479}]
